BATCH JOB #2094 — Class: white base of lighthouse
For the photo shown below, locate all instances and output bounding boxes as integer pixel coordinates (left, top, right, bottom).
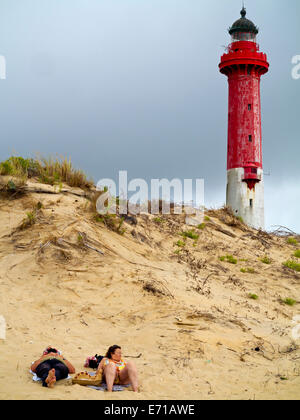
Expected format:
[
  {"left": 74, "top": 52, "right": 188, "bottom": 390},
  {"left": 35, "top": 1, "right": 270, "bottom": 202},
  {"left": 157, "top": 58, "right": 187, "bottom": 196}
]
[{"left": 226, "top": 168, "right": 264, "bottom": 230}]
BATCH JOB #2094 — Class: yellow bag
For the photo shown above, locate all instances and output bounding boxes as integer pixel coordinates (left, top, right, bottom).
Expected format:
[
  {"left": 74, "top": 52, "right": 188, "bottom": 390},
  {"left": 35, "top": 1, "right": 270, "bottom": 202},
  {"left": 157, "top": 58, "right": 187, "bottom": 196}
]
[{"left": 72, "top": 370, "right": 102, "bottom": 386}]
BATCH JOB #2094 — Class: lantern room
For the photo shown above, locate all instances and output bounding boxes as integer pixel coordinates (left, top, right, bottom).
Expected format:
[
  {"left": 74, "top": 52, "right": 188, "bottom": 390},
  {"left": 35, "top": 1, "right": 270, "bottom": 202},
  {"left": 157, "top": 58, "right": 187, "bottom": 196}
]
[{"left": 228, "top": 7, "right": 259, "bottom": 43}]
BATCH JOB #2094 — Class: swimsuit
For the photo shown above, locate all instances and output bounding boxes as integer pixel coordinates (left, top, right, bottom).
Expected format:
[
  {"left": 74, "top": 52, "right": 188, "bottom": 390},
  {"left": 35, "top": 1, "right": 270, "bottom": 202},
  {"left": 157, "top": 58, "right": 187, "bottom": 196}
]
[{"left": 104, "top": 358, "right": 126, "bottom": 384}]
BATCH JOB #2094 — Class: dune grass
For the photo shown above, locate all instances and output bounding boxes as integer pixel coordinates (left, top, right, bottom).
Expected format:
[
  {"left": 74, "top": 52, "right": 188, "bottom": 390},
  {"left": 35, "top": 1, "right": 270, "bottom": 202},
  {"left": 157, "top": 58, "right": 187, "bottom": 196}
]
[
  {"left": 282, "top": 298, "right": 297, "bottom": 306},
  {"left": 0, "top": 156, "right": 94, "bottom": 190},
  {"left": 287, "top": 237, "right": 298, "bottom": 246},
  {"left": 197, "top": 223, "right": 206, "bottom": 230},
  {"left": 294, "top": 250, "right": 300, "bottom": 258},
  {"left": 249, "top": 293, "right": 259, "bottom": 300},
  {"left": 219, "top": 255, "right": 238, "bottom": 265},
  {"left": 94, "top": 214, "right": 126, "bottom": 235},
  {"left": 283, "top": 260, "right": 300, "bottom": 272},
  {"left": 180, "top": 230, "right": 199, "bottom": 241},
  {"left": 260, "top": 256, "right": 272, "bottom": 265},
  {"left": 241, "top": 268, "right": 255, "bottom": 274}
]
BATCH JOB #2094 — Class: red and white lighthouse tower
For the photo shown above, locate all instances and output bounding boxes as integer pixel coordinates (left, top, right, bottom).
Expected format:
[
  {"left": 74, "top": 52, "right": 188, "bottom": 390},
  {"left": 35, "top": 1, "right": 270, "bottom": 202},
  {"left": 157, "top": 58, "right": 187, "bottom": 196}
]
[{"left": 219, "top": 8, "right": 269, "bottom": 229}]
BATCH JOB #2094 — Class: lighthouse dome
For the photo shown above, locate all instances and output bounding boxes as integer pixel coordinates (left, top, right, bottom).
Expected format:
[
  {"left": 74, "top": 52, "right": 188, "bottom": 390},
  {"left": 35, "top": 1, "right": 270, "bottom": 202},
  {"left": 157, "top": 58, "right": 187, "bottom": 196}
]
[{"left": 229, "top": 7, "right": 259, "bottom": 35}]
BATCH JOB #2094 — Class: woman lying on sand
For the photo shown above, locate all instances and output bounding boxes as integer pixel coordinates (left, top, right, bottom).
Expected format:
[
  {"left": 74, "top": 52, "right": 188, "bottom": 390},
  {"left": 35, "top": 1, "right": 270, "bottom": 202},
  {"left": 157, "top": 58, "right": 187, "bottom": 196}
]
[
  {"left": 97, "top": 345, "right": 138, "bottom": 392},
  {"left": 31, "top": 346, "right": 76, "bottom": 388}
]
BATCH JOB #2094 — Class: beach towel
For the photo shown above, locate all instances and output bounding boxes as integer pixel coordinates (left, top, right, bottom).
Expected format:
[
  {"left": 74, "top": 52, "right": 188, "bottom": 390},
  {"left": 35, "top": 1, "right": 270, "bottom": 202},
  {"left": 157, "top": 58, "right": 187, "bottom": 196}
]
[
  {"left": 30, "top": 369, "right": 72, "bottom": 382},
  {"left": 86, "top": 372, "right": 130, "bottom": 392},
  {"left": 30, "top": 369, "right": 128, "bottom": 390},
  {"left": 87, "top": 384, "right": 130, "bottom": 391}
]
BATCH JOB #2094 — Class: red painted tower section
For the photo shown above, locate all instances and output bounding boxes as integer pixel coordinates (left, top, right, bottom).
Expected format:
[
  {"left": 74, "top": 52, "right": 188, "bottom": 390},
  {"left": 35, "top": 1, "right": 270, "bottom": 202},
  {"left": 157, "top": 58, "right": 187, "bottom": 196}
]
[{"left": 219, "top": 8, "right": 269, "bottom": 229}]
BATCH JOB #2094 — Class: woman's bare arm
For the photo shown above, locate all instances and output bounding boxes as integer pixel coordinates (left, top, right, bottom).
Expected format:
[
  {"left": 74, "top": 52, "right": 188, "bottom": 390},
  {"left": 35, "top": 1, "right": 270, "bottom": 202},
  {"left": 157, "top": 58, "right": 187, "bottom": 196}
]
[
  {"left": 31, "top": 353, "right": 75, "bottom": 374},
  {"left": 97, "top": 357, "right": 107, "bottom": 373},
  {"left": 56, "top": 355, "right": 76, "bottom": 374}
]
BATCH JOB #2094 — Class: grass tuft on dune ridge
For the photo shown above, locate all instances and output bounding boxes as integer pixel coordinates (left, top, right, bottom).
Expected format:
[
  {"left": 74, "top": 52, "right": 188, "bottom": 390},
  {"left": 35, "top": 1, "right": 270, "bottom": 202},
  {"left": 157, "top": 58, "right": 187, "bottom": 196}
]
[{"left": 0, "top": 156, "right": 94, "bottom": 190}]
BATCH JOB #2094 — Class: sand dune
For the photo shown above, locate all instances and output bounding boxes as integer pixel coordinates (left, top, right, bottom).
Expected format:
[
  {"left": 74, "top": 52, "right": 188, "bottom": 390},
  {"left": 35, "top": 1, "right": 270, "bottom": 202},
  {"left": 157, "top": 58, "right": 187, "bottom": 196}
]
[{"left": 0, "top": 179, "right": 299, "bottom": 400}]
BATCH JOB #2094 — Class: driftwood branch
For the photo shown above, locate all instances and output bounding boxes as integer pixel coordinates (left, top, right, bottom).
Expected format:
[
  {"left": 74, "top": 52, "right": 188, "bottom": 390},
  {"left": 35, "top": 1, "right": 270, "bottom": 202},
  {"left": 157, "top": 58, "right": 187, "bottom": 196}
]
[
  {"left": 124, "top": 353, "right": 142, "bottom": 359},
  {"left": 77, "top": 232, "right": 104, "bottom": 255},
  {"left": 24, "top": 186, "right": 90, "bottom": 198},
  {"left": 271, "top": 225, "right": 300, "bottom": 237}
]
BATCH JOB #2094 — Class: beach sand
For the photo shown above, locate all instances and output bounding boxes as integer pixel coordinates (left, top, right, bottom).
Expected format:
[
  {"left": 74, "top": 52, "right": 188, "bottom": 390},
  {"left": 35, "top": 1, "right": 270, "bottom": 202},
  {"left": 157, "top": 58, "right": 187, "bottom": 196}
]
[{"left": 0, "top": 179, "right": 299, "bottom": 400}]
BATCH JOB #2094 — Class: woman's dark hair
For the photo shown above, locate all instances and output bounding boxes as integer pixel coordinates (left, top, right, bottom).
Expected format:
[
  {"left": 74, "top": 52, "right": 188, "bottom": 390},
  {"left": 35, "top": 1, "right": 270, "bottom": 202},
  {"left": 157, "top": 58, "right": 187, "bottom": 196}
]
[
  {"left": 45, "top": 347, "right": 59, "bottom": 355},
  {"left": 105, "top": 345, "right": 121, "bottom": 359}
]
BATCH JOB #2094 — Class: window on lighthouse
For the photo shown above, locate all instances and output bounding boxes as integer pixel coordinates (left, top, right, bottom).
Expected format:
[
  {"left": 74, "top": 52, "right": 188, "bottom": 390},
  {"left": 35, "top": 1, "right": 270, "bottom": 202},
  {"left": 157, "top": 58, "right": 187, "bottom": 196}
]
[
  {"left": 248, "top": 104, "right": 252, "bottom": 111},
  {"left": 249, "top": 135, "right": 252, "bottom": 142},
  {"left": 231, "top": 32, "right": 256, "bottom": 43}
]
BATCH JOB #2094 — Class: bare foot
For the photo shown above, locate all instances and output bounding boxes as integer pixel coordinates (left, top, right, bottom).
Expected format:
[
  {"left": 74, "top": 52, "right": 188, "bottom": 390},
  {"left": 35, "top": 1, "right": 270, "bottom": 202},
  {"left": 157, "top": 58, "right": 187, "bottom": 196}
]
[{"left": 45, "top": 368, "right": 56, "bottom": 388}]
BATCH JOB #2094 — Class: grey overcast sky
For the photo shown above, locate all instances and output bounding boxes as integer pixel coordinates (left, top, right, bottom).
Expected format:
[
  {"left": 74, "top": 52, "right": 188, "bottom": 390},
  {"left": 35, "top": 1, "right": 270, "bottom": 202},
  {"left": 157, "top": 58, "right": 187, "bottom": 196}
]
[{"left": 0, "top": 0, "right": 299, "bottom": 232}]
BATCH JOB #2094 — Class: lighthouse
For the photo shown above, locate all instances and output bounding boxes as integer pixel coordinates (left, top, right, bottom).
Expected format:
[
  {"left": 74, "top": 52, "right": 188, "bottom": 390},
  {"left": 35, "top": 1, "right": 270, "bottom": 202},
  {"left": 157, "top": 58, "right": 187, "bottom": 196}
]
[{"left": 219, "top": 8, "right": 269, "bottom": 230}]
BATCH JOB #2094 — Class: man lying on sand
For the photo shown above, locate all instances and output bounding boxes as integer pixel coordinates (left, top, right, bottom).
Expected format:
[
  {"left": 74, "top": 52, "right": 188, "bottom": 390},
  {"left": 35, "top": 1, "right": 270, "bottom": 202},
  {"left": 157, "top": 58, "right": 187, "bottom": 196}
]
[
  {"left": 31, "top": 346, "right": 76, "bottom": 388},
  {"left": 97, "top": 345, "right": 139, "bottom": 392}
]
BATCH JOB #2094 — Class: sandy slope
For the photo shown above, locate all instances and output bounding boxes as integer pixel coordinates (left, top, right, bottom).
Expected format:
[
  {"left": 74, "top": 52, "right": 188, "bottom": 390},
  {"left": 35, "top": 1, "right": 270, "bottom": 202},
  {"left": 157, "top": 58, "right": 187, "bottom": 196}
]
[{"left": 0, "top": 179, "right": 299, "bottom": 400}]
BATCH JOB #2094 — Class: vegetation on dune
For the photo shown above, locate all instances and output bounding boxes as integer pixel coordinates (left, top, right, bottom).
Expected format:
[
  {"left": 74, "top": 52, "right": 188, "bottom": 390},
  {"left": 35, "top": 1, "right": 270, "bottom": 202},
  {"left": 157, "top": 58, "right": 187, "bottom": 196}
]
[
  {"left": 287, "top": 237, "right": 298, "bottom": 246},
  {"left": 207, "top": 205, "right": 246, "bottom": 231},
  {"left": 197, "top": 223, "right": 206, "bottom": 230},
  {"left": 241, "top": 267, "right": 255, "bottom": 274},
  {"left": 283, "top": 260, "right": 300, "bottom": 272},
  {"left": 0, "top": 156, "right": 94, "bottom": 190},
  {"left": 94, "top": 214, "right": 126, "bottom": 235},
  {"left": 18, "top": 201, "right": 43, "bottom": 231},
  {"left": 175, "top": 240, "right": 186, "bottom": 248},
  {"left": 282, "top": 298, "right": 297, "bottom": 307},
  {"left": 180, "top": 230, "right": 199, "bottom": 241},
  {"left": 154, "top": 217, "right": 164, "bottom": 224},
  {"left": 260, "top": 256, "right": 272, "bottom": 265},
  {"left": 219, "top": 255, "right": 238, "bottom": 265}
]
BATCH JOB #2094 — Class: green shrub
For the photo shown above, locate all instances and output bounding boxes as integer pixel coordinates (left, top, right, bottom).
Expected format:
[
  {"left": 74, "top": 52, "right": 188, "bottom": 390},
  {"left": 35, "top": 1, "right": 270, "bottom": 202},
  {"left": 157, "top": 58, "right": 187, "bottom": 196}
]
[
  {"left": 19, "top": 211, "right": 37, "bottom": 230},
  {"left": 294, "top": 250, "right": 300, "bottom": 258},
  {"left": 197, "top": 223, "right": 206, "bottom": 230},
  {"left": 0, "top": 156, "right": 35, "bottom": 177},
  {"left": 249, "top": 293, "right": 259, "bottom": 300},
  {"left": 0, "top": 156, "right": 93, "bottom": 190},
  {"left": 204, "top": 216, "right": 210, "bottom": 222},
  {"left": 176, "top": 240, "right": 185, "bottom": 248},
  {"left": 260, "top": 256, "right": 272, "bottom": 265},
  {"left": 241, "top": 268, "right": 255, "bottom": 274},
  {"left": 181, "top": 230, "right": 199, "bottom": 241},
  {"left": 287, "top": 237, "right": 298, "bottom": 246},
  {"left": 219, "top": 255, "right": 237, "bottom": 265},
  {"left": 283, "top": 260, "right": 300, "bottom": 272},
  {"left": 154, "top": 217, "right": 164, "bottom": 224},
  {"left": 282, "top": 298, "right": 297, "bottom": 306}
]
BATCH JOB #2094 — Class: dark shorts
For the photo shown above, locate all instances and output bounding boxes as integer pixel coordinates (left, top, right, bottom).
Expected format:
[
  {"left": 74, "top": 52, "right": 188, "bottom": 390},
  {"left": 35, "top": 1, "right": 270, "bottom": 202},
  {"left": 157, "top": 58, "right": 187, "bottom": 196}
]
[{"left": 35, "top": 358, "right": 69, "bottom": 387}]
